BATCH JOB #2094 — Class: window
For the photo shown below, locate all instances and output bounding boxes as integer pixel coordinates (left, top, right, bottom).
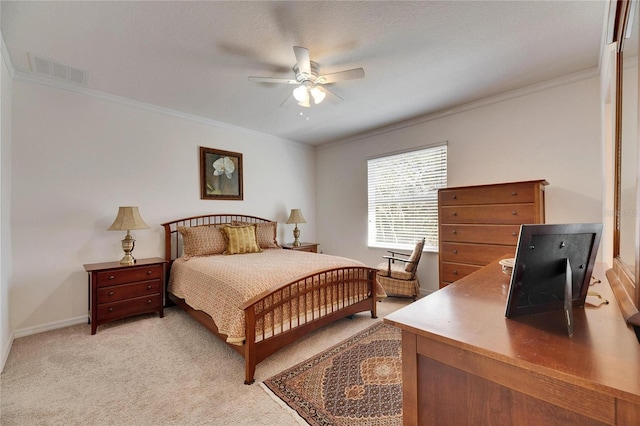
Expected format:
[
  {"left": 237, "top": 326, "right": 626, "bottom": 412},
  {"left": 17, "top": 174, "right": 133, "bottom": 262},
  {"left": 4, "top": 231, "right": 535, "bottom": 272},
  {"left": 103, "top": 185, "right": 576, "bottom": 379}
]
[{"left": 367, "top": 143, "right": 447, "bottom": 251}]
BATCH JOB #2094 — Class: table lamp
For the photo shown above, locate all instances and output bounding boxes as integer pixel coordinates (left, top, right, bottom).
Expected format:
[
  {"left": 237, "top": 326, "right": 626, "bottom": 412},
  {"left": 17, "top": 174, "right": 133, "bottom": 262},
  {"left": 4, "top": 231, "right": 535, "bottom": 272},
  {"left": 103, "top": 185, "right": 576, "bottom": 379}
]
[
  {"left": 286, "top": 209, "right": 307, "bottom": 247},
  {"left": 107, "top": 206, "right": 149, "bottom": 265}
]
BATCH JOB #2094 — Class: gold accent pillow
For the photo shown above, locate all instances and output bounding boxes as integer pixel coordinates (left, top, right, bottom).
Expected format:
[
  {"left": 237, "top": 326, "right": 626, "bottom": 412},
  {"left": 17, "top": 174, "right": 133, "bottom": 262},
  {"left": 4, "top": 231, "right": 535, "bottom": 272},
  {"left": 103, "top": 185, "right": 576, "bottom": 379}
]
[
  {"left": 177, "top": 225, "right": 226, "bottom": 260},
  {"left": 231, "top": 221, "right": 280, "bottom": 249},
  {"left": 221, "top": 225, "right": 262, "bottom": 255}
]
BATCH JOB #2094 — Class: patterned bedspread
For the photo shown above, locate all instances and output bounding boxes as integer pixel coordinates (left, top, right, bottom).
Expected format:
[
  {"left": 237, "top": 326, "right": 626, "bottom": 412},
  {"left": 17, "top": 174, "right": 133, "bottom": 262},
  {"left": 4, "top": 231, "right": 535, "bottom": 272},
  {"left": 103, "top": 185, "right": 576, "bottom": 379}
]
[{"left": 168, "top": 249, "right": 384, "bottom": 344}]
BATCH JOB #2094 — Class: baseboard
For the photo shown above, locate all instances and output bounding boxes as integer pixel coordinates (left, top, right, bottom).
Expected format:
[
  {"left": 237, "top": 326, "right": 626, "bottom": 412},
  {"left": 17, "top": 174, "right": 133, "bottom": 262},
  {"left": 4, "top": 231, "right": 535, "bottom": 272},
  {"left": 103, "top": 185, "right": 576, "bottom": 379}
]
[
  {"left": 13, "top": 315, "right": 88, "bottom": 339},
  {"left": 1, "top": 330, "right": 14, "bottom": 373}
]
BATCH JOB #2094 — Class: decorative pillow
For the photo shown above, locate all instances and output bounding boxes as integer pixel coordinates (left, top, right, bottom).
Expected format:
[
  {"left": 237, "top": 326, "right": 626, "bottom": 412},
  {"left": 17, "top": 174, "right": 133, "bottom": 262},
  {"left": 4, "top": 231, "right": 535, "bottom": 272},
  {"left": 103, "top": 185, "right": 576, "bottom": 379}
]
[
  {"left": 221, "top": 225, "right": 262, "bottom": 255},
  {"left": 177, "top": 225, "right": 226, "bottom": 260},
  {"left": 231, "top": 221, "right": 280, "bottom": 249}
]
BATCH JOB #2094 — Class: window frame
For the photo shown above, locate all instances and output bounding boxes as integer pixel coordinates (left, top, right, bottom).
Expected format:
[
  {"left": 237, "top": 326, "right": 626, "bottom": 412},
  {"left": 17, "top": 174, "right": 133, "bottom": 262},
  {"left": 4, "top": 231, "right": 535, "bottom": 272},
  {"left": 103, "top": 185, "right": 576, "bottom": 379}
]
[{"left": 367, "top": 142, "right": 447, "bottom": 252}]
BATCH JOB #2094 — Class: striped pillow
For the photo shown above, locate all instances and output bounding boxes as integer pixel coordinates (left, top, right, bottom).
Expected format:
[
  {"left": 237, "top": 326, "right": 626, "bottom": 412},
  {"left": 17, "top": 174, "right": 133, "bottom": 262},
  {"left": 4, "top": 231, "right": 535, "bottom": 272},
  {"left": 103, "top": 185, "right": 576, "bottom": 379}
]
[
  {"left": 221, "top": 225, "right": 262, "bottom": 255},
  {"left": 177, "top": 225, "right": 226, "bottom": 260},
  {"left": 231, "top": 221, "right": 280, "bottom": 249}
]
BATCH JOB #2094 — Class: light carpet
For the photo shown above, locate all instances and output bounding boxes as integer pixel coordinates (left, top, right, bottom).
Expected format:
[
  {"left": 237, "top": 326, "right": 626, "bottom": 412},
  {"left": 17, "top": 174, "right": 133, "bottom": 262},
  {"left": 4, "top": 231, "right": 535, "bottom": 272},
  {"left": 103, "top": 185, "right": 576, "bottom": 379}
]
[
  {"left": 1, "top": 299, "right": 410, "bottom": 425},
  {"left": 262, "top": 322, "right": 402, "bottom": 426}
]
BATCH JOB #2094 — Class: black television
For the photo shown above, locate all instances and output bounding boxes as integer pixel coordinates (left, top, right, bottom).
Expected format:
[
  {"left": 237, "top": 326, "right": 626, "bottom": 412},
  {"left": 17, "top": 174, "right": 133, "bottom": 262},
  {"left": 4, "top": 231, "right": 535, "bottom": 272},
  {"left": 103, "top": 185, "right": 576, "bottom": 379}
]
[{"left": 504, "top": 223, "right": 603, "bottom": 336}]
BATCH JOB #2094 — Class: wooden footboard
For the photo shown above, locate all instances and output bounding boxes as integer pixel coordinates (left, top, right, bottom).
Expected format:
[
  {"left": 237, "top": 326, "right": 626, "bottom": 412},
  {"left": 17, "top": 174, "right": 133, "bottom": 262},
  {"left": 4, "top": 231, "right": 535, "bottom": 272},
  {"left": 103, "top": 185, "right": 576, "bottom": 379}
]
[{"left": 241, "top": 266, "right": 377, "bottom": 384}]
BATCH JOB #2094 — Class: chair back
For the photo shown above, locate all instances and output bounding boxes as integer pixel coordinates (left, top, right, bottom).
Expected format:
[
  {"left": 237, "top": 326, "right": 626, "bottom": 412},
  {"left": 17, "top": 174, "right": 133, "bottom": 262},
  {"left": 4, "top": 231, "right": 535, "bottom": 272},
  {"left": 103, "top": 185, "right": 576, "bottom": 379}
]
[{"left": 405, "top": 238, "right": 425, "bottom": 278}]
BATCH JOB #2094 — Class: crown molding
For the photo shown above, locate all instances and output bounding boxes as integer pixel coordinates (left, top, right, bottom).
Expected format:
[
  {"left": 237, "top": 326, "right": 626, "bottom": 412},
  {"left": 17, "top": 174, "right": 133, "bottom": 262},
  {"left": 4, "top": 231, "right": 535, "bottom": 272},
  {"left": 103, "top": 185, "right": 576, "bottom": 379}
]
[{"left": 318, "top": 66, "right": 600, "bottom": 150}]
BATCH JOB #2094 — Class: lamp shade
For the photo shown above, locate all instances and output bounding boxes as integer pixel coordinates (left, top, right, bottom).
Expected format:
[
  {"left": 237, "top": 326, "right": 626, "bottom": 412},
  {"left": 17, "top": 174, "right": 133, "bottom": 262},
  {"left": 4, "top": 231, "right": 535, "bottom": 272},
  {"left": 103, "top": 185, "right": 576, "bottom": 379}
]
[
  {"left": 107, "top": 206, "right": 149, "bottom": 231},
  {"left": 286, "top": 209, "right": 307, "bottom": 225}
]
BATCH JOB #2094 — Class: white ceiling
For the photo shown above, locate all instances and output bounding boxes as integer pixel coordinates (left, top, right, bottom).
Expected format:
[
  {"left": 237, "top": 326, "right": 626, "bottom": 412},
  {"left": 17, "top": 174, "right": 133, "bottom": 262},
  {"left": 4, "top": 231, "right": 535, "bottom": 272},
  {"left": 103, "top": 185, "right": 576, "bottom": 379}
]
[{"left": 1, "top": 1, "right": 608, "bottom": 145}]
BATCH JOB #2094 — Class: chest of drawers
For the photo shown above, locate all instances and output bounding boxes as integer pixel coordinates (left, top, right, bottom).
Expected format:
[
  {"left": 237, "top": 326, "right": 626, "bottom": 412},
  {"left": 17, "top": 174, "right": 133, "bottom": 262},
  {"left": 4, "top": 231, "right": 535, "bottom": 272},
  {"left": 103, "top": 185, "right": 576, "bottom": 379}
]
[
  {"left": 438, "top": 180, "right": 547, "bottom": 288},
  {"left": 84, "top": 257, "right": 167, "bottom": 334}
]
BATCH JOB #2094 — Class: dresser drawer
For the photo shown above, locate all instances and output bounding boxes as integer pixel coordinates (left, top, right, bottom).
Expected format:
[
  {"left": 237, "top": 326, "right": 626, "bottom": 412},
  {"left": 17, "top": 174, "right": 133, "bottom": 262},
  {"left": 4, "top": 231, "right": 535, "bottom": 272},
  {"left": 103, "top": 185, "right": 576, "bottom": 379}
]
[
  {"left": 97, "top": 280, "right": 161, "bottom": 304},
  {"left": 440, "top": 262, "right": 481, "bottom": 283},
  {"left": 439, "top": 204, "right": 535, "bottom": 225},
  {"left": 440, "top": 224, "right": 521, "bottom": 245},
  {"left": 440, "top": 242, "right": 516, "bottom": 265},
  {"left": 96, "top": 264, "right": 163, "bottom": 287},
  {"left": 439, "top": 182, "right": 541, "bottom": 206},
  {"left": 97, "top": 294, "right": 162, "bottom": 322}
]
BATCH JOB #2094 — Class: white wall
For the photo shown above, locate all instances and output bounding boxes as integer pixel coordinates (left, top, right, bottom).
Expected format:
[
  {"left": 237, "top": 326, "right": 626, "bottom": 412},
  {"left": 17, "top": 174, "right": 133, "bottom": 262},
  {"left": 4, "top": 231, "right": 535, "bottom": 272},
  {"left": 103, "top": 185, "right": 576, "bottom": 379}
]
[
  {"left": 1, "top": 39, "right": 13, "bottom": 368},
  {"left": 10, "top": 80, "right": 316, "bottom": 334},
  {"left": 317, "top": 77, "right": 603, "bottom": 293}
]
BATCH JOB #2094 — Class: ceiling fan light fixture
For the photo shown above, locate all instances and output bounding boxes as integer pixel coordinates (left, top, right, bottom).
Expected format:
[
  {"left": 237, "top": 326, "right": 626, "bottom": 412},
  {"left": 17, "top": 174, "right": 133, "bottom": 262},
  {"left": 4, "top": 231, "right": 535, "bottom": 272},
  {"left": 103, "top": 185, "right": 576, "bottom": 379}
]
[
  {"left": 310, "top": 86, "right": 326, "bottom": 104},
  {"left": 293, "top": 85, "right": 309, "bottom": 103}
]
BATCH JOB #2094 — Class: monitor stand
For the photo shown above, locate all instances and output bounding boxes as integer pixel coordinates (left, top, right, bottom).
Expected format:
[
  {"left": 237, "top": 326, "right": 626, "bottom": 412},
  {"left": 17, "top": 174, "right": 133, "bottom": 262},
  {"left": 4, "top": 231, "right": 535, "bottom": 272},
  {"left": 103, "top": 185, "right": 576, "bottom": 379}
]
[{"left": 564, "top": 258, "right": 573, "bottom": 337}]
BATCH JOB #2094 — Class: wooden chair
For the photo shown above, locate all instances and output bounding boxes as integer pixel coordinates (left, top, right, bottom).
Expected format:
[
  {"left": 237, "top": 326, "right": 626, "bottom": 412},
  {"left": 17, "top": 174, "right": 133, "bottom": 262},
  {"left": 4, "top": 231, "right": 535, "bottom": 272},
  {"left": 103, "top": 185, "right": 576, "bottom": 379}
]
[{"left": 376, "top": 238, "right": 425, "bottom": 300}]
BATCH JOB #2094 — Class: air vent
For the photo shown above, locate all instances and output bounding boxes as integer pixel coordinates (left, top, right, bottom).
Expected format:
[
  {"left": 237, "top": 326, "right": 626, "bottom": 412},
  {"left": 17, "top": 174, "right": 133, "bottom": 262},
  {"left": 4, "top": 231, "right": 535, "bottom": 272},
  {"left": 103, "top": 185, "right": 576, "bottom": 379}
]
[{"left": 29, "top": 54, "right": 87, "bottom": 86}]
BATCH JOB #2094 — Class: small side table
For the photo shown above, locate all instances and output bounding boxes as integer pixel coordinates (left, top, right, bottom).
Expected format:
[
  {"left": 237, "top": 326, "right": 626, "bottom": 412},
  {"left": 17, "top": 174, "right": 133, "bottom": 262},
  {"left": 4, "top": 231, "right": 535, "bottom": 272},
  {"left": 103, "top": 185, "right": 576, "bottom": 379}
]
[
  {"left": 281, "top": 242, "right": 319, "bottom": 253},
  {"left": 83, "top": 257, "right": 167, "bottom": 334}
]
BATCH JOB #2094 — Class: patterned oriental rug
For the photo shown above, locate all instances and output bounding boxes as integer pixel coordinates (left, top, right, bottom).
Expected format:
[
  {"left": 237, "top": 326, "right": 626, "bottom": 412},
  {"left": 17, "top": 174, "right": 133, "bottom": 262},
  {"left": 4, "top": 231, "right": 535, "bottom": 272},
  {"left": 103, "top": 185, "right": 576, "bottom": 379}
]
[{"left": 262, "top": 322, "right": 402, "bottom": 426}]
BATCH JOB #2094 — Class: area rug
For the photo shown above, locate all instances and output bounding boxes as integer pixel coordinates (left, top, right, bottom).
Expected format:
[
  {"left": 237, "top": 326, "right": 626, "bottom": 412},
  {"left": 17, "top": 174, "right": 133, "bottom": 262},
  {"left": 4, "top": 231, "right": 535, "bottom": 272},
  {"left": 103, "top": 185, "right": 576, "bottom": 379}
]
[{"left": 262, "top": 322, "right": 402, "bottom": 426}]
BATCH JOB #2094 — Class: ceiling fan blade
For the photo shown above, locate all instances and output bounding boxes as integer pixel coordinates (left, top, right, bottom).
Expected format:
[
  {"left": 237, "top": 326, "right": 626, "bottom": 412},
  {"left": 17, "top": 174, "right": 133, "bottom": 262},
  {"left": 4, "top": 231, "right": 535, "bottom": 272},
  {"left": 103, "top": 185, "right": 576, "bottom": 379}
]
[
  {"left": 248, "top": 76, "right": 298, "bottom": 84},
  {"left": 317, "top": 68, "right": 365, "bottom": 84},
  {"left": 293, "top": 46, "right": 311, "bottom": 75},
  {"left": 322, "top": 86, "right": 344, "bottom": 105}
]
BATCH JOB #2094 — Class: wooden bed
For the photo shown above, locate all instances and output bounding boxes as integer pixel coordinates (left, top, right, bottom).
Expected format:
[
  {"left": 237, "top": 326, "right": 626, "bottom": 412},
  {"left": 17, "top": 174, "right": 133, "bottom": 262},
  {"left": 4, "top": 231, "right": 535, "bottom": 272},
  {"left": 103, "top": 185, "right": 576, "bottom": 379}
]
[{"left": 162, "top": 214, "right": 378, "bottom": 384}]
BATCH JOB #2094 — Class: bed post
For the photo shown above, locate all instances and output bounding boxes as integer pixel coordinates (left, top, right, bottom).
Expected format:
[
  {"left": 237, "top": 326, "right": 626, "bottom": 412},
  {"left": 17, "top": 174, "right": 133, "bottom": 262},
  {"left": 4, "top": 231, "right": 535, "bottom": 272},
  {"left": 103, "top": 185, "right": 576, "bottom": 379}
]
[
  {"left": 244, "top": 306, "right": 257, "bottom": 385},
  {"left": 370, "top": 269, "right": 378, "bottom": 319}
]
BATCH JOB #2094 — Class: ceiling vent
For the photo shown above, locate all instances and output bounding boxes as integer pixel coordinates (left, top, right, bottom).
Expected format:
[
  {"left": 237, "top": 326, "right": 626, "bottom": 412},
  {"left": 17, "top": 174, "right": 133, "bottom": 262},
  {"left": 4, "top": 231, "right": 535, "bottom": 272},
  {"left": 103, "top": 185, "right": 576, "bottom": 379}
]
[{"left": 29, "top": 54, "right": 87, "bottom": 86}]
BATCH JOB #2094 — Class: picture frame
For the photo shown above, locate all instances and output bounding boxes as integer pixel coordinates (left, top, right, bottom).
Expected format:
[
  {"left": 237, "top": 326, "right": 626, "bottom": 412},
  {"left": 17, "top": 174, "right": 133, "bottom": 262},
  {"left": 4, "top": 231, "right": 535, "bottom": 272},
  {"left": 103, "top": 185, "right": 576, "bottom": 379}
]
[{"left": 200, "top": 147, "right": 243, "bottom": 200}]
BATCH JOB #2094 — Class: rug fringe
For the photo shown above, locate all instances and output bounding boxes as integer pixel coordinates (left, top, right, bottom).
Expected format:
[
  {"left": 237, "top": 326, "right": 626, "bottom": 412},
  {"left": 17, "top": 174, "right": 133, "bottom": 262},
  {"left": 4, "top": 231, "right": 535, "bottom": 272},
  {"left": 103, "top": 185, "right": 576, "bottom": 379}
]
[{"left": 259, "top": 382, "right": 310, "bottom": 426}]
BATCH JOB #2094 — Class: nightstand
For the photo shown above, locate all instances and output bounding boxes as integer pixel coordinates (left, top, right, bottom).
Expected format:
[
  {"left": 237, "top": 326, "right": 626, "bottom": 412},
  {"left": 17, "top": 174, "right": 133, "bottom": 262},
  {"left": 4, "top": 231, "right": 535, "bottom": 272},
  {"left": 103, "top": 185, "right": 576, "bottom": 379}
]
[
  {"left": 83, "top": 257, "right": 167, "bottom": 334},
  {"left": 281, "top": 242, "right": 319, "bottom": 253}
]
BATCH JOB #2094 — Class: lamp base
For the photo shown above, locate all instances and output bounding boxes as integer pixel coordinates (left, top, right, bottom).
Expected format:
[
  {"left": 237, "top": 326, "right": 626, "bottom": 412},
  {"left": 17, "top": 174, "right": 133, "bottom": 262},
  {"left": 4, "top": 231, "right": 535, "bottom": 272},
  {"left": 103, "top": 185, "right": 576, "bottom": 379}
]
[
  {"left": 293, "top": 226, "right": 301, "bottom": 246},
  {"left": 120, "top": 232, "right": 136, "bottom": 265},
  {"left": 119, "top": 254, "right": 136, "bottom": 265}
]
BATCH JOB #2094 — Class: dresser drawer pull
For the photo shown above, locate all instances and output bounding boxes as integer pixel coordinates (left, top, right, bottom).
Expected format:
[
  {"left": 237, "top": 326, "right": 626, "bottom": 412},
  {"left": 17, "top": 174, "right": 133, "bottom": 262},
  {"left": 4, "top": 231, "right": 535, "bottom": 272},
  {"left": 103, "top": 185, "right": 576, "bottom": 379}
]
[
  {"left": 453, "top": 270, "right": 458, "bottom": 275},
  {"left": 512, "top": 211, "right": 517, "bottom": 215},
  {"left": 108, "top": 307, "right": 114, "bottom": 312},
  {"left": 512, "top": 232, "right": 517, "bottom": 236},
  {"left": 147, "top": 270, "right": 152, "bottom": 275},
  {"left": 147, "top": 299, "right": 152, "bottom": 304},
  {"left": 453, "top": 249, "right": 458, "bottom": 254},
  {"left": 511, "top": 191, "right": 517, "bottom": 196},
  {"left": 452, "top": 212, "right": 457, "bottom": 216},
  {"left": 452, "top": 194, "right": 457, "bottom": 199},
  {"left": 452, "top": 230, "right": 457, "bottom": 234},
  {"left": 108, "top": 291, "right": 114, "bottom": 296},
  {"left": 108, "top": 275, "right": 115, "bottom": 280},
  {"left": 147, "top": 284, "right": 152, "bottom": 290}
]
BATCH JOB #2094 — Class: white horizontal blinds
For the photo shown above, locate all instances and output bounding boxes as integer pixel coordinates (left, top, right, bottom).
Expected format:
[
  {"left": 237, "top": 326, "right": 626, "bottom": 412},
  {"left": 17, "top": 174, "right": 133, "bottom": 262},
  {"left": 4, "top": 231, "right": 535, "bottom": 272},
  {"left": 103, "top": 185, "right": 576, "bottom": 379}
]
[{"left": 368, "top": 144, "right": 447, "bottom": 250}]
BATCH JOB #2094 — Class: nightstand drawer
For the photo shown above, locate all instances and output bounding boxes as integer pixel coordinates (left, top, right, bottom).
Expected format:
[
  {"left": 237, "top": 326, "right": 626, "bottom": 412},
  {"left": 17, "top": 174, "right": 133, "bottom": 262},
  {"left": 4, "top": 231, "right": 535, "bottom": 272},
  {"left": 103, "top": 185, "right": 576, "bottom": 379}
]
[
  {"left": 97, "top": 280, "right": 161, "bottom": 304},
  {"left": 96, "top": 264, "right": 163, "bottom": 287},
  {"left": 97, "top": 294, "right": 162, "bottom": 322}
]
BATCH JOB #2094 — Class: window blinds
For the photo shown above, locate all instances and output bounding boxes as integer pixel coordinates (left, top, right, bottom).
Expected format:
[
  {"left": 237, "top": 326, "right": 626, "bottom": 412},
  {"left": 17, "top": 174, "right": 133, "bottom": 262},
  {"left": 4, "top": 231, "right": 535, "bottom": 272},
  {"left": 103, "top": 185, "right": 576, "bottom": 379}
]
[{"left": 367, "top": 143, "right": 447, "bottom": 251}]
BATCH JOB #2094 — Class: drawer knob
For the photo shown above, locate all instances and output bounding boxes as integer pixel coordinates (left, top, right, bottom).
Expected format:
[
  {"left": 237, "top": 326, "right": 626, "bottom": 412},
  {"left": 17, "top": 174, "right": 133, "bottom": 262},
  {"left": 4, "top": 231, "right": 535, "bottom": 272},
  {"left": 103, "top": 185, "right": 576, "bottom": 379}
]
[
  {"left": 108, "top": 275, "right": 115, "bottom": 280},
  {"left": 512, "top": 232, "right": 517, "bottom": 236},
  {"left": 452, "top": 194, "right": 457, "bottom": 199},
  {"left": 108, "top": 291, "right": 114, "bottom": 296},
  {"left": 147, "top": 299, "right": 152, "bottom": 304},
  {"left": 147, "top": 284, "right": 152, "bottom": 290},
  {"left": 147, "top": 270, "right": 152, "bottom": 275},
  {"left": 452, "top": 230, "right": 457, "bottom": 234},
  {"left": 453, "top": 270, "right": 458, "bottom": 275},
  {"left": 108, "top": 307, "right": 114, "bottom": 312},
  {"left": 512, "top": 211, "right": 517, "bottom": 215},
  {"left": 511, "top": 192, "right": 517, "bottom": 196},
  {"left": 453, "top": 249, "right": 458, "bottom": 254},
  {"left": 452, "top": 212, "right": 457, "bottom": 216}
]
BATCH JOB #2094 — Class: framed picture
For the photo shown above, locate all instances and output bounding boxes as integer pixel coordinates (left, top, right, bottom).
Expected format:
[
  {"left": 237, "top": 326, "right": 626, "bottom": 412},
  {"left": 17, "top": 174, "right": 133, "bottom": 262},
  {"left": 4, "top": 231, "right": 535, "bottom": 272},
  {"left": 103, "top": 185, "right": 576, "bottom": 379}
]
[{"left": 200, "top": 147, "right": 243, "bottom": 200}]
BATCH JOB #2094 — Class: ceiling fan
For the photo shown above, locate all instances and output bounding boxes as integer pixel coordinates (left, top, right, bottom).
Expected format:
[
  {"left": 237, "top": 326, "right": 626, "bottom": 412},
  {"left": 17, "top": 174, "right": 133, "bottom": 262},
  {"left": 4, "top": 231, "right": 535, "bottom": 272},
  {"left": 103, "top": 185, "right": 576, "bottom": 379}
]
[{"left": 248, "top": 46, "right": 365, "bottom": 108}]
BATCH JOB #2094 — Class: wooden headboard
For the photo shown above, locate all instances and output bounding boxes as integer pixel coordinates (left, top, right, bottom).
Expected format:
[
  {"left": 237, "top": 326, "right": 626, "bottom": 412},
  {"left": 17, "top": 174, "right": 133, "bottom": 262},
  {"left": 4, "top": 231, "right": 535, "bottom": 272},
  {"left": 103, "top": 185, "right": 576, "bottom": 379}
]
[{"left": 161, "top": 214, "right": 273, "bottom": 262}]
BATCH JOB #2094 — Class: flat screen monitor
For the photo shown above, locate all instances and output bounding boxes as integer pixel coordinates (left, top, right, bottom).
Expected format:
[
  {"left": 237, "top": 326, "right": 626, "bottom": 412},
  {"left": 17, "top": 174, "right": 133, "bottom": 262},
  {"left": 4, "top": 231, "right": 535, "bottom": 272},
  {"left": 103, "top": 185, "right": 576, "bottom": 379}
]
[{"left": 505, "top": 223, "right": 603, "bottom": 332}]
